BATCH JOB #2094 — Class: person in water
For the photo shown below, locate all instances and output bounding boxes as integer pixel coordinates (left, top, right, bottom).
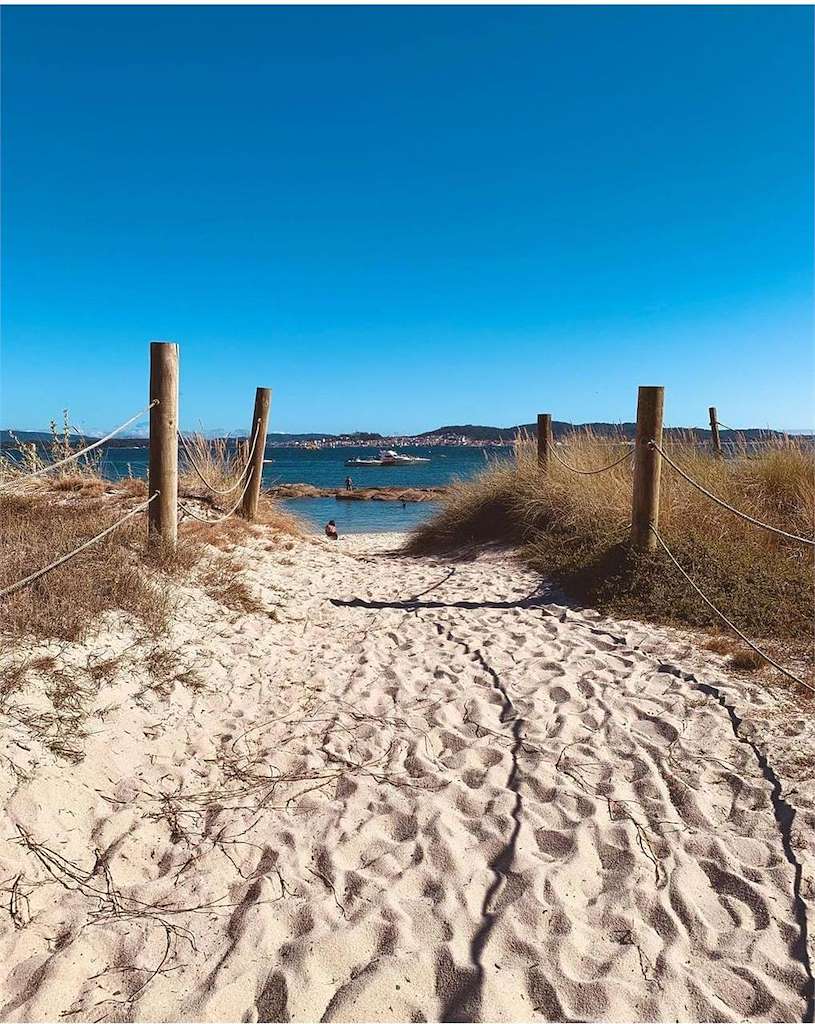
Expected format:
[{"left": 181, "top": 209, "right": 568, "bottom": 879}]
[
  {"left": 325, "top": 520, "right": 338, "bottom": 540},
  {"left": 345, "top": 476, "right": 353, "bottom": 491}
]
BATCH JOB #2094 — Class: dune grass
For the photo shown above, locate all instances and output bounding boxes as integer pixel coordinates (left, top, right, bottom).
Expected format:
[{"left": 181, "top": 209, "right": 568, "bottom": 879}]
[
  {"left": 0, "top": 422, "right": 302, "bottom": 764},
  {"left": 1, "top": 421, "right": 301, "bottom": 643},
  {"left": 178, "top": 432, "right": 253, "bottom": 502},
  {"left": 0, "top": 487, "right": 176, "bottom": 638},
  {"left": 405, "top": 434, "right": 814, "bottom": 670}
]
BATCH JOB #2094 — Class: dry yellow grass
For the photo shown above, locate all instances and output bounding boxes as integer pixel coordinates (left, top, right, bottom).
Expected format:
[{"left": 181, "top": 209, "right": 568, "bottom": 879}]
[
  {"left": 115, "top": 476, "right": 148, "bottom": 498},
  {"left": 177, "top": 432, "right": 253, "bottom": 501},
  {"left": 0, "top": 432, "right": 303, "bottom": 765},
  {"left": 406, "top": 434, "right": 814, "bottom": 669},
  {"left": 1, "top": 442, "right": 300, "bottom": 642},
  {"left": 0, "top": 491, "right": 180, "bottom": 641}
]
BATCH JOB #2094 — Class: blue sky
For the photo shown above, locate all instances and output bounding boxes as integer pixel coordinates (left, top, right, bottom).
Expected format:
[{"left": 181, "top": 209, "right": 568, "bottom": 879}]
[{"left": 2, "top": 5, "right": 812, "bottom": 434}]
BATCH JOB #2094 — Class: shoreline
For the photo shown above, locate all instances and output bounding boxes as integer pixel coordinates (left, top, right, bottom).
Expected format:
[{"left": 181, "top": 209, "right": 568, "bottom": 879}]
[{"left": 268, "top": 483, "right": 447, "bottom": 502}]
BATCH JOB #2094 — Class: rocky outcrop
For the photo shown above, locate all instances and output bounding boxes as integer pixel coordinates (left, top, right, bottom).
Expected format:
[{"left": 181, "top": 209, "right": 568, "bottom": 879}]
[{"left": 267, "top": 483, "right": 447, "bottom": 502}]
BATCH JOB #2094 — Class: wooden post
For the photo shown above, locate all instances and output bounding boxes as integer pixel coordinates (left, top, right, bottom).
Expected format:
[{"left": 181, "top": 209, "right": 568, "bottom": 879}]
[
  {"left": 709, "top": 406, "right": 722, "bottom": 455},
  {"left": 148, "top": 341, "right": 179, "bottom": 550},
  {"left": 630, "top": 386, "right": 664, "bottom": 552},
  {"left": 241, "top": 387, "right": 271, "bottom": 520},
  {"left": 537, "top": 413, "right": 553, "bottom": 472}
]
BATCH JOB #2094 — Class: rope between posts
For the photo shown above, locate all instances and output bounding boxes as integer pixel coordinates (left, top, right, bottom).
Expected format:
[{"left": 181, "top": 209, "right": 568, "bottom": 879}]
[
  {"left": 0, "top": 401, "right": 158, "bottom": 492},
  {"left": 650, "top": 441, "right": 815, "bottom": 547},
  {"left": 715, "top": 421, "right": 787, "bottom": 448},
  {"left": 650, "top": 526, "right": 812, "bottom": 691},
  {"left": 0, "top": 495, "right": 158, "bottom": 600},
  {"left": 177, "top": 420, "right": 261, "bottom": 496},
  {"left": 549, "top": 443, "right": 633, "bottom": 476},
  {"left": 177, "top": 467, "right": 257, "bottom": 524}
]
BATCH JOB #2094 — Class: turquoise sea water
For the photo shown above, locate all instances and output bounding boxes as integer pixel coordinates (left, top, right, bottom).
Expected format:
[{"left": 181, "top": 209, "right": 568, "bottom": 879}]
[{"left": 88, "top": 443, "right": 512, "bottom": 534}]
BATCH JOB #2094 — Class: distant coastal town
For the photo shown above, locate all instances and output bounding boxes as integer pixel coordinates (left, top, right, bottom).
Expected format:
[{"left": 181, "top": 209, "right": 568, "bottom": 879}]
[
  {"left": 1, "top": 421, "right": 804, "bottom": 453},
  {"left": 274, "top": 431, "right": 509, "bottom": 450}
]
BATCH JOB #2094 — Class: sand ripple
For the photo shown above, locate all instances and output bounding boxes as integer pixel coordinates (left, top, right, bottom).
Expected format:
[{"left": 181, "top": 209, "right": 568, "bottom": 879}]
[{"left": 1, "top": 533, "right": 812, "bottom": 1021}]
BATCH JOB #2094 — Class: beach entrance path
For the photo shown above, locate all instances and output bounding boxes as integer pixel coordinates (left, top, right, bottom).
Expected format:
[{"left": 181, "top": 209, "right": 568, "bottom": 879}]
[{"left": 1, "top": 533, "right": 812, "bottom": 1022}]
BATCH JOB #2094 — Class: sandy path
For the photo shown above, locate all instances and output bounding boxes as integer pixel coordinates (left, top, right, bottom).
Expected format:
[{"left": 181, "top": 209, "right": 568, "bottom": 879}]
[{"left": 1, "top": 532, "right": 813, "bottom": 1022}]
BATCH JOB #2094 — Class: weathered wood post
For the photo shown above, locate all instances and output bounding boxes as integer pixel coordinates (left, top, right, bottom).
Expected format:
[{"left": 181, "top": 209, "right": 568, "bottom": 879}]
[
  {"left": 709, "top": 406, "right": 722, "bottom": 455},
  {"left": 241, "top": 387, "right": 271, "bottom": 520},
  {"left": 630, "top": 386, "right": 664, "bottom": 552},
  {"left": 537, "top": 413, "right": 553, "bottom": 472},
  {"left": 148, "top": 341, "right": 179, "bottom": 550}
]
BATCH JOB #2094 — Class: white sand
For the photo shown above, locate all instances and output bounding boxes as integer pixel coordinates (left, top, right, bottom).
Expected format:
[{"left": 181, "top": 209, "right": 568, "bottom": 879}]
[{"left": 1, "top": 530, "right": 813, "bottom": 1022}]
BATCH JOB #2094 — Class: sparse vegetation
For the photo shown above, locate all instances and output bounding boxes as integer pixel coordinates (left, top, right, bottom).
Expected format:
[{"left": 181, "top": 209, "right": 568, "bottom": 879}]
[
  {"left": 0, "top": 410, "right": 103, "bottom": 485},
  {"left": 1, "top": 485, "right": 300, "bottom": 642},
  {"left": 196, "top": 554, "right": 265, "bottom": 614},
  {"left": 0, "top": 490, "right": 174, "bottom": 642},
  {"left": 1, "top": 414, "right": 302, "bottom": 642},
  {"left": 0, "top": 447, "right": 301, "bottom": 764},
  {"left": 405, "top": 434, "right": 815, "bottom": 673},
  {"left": 177, "top": 432, "right": 252, "bottom": 501}
]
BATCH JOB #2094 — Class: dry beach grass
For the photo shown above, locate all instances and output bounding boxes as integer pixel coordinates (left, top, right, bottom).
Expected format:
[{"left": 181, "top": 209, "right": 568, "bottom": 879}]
[
  {"left": 405, "top": 434, "right": 815, "bottom": 685},
  {"left": 0, "top": 421, "right": 302, "bottom": 631}
]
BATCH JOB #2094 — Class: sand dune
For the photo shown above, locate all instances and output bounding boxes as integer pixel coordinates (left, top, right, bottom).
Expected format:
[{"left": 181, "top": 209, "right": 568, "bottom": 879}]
[{"left": 1, "top": 532, "right": 813, "bottom": 1022}]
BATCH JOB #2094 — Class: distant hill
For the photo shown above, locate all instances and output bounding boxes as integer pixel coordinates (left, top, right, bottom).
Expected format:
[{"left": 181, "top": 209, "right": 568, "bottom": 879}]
[
  {"left": 1, "top": 430, "right": 151, "bottom": 449},
  {"left": 418, "top": 422, "right": 795, "bottom": 442},
  {"left": 1, "top": 423, "right": 804, "bottom": 451},
  {"left": 1, "top": 430, "right": 55, "bottom": 444}
]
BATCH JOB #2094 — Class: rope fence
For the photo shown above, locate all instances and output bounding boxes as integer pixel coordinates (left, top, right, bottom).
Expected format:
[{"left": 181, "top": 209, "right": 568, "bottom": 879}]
[
  {"left": 177, "top": 420, "right": 261, "bottom": 497},
  {"left": 0, "top": 494, "right": 158, "bottom": 600},
  {"left": 649, "top": 526, "right": 813, "bottom": 692},
  {"left": 177, "top": 469, "right": 256, "bottom": 524},
  {"left": 536, "top": 394, "right": 813, "bottom": 691},
  {"left": 650, "top": 441, "right": 814, "bottom": 547},
  {"left": 0, "top": 401, "right": 158, "bottom": 493},
  {"left": 1, "top": 365, "right": 811, "bottom": 693},
  {"left": 0, "top": 346, "right": 273, "bottom": 603},
  {"left": 713, "top": 418, "right": 799, "bottom": 449},
  {"left": 549, "top": 444, "right": 633, "bottom": 476}
]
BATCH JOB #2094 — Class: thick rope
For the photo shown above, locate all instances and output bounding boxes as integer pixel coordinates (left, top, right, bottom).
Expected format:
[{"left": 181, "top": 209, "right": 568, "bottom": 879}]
[
  {"left": 0, "top": 401, "right": 158, "bottom": 492},
  {"left": 651, "top": 441, "right": 814, "bottom": 547},
  {"left": 0, "top": 495, "right": 158, "bottom": 600},
  {"left": 650, "top": 526, "right": 812, "bottom": 692},
  {"left": 177, "top": 468, "right": 257, "bottom": 524},
  {"left": 177, "top": 421, "right": 261, "bottom": 496},
  {"left": 714, "top": 420, "right": 794, "bottom": 448},
  {"left": 549, "top": 444, "right": 633, "bottom": 476},
  {"left": 715, "top": 419, "right": 783, "bottom": 440}
]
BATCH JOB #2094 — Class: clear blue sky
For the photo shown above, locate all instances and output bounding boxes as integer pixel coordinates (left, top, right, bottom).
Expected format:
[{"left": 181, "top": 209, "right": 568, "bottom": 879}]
[{"left": 1, "top": 5, "right": 812, "bottom": 434}]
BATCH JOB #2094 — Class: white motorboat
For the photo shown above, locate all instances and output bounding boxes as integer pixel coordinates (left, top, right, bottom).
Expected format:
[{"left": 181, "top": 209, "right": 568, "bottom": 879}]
[
  {"left": 379, "top": 449, "right": 431, "bottom": 465},
  {"left": 344, "top": 449, "right": 431, "bottom": 467}
]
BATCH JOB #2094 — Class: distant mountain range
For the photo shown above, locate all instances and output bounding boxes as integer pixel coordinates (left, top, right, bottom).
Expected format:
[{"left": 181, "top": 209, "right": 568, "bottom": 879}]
[
  {"left": 2, "top": 422, "right": 808, "bottom": 449},
  {"left": 417, "top": 422, "right": 807, "bottom": 441}
]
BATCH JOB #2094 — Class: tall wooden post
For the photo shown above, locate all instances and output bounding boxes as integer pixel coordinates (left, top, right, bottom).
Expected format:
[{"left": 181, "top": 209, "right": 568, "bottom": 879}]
[
  {"left": 148, "top": 341, "right": 179, "bottom": 550},
  {"left": 630, "top": 386, "right": 664, "bottom": 552},
  {"left": 709, "top": 406, "right": 722, "bottom": 455},
  {"left": 537, "top": 413, "right": 553, "bottom": 472},
  {"left": 241, "top": 387, "right": 271, "bottom": 520}
]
